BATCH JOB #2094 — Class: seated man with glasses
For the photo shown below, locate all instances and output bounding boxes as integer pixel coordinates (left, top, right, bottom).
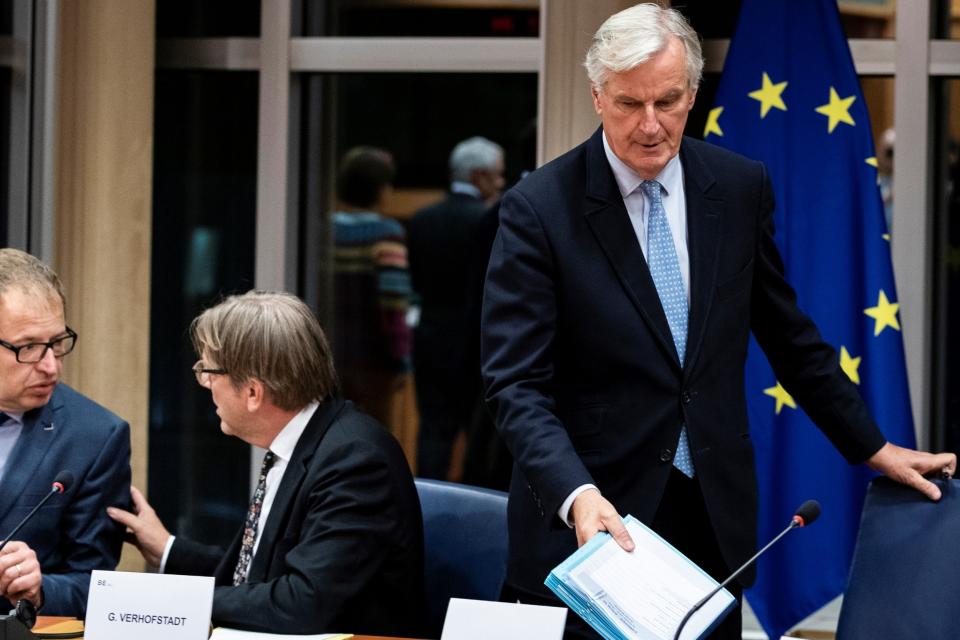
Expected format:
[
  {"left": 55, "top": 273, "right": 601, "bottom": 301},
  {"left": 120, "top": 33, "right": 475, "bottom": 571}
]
[
  {"left": 108, "top": 291, "right": 424, "bottom": 637},
  {"left": 0, "top": 248, "right": 131, "bottom": 616}
]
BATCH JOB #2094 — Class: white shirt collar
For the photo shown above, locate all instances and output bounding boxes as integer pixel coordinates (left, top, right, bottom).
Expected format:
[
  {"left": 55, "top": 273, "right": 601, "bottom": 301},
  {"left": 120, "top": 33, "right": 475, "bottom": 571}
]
[
  {"left": 601, "top": 130, "right": 683, "bottom": 199},
  {"left": 267, "top": 401, "right": 319, "bottom": 463},
  {"left": 450, "top": 181, "right": 482, "bottom": 198},
  {"left": 0, "top": 411, "right": 24, "bottom": 426}
]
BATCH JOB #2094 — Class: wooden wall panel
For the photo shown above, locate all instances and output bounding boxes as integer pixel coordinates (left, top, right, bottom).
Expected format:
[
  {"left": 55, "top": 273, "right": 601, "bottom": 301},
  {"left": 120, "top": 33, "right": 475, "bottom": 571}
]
[
  {"left": 54, "top": 0, "right": 155, "bottom": 572},
  {"left": 538, "top": 0, "right": 634, "bottom": 165}
]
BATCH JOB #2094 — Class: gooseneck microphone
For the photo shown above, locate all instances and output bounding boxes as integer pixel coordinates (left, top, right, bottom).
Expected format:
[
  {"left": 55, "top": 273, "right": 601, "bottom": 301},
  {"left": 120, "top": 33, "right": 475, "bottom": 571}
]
[
  {"left": 0, "top": 471, "right": 74, "bottom": 554},
  {"left": 672, "top": 500, "right": 821, "bottom": 640}
]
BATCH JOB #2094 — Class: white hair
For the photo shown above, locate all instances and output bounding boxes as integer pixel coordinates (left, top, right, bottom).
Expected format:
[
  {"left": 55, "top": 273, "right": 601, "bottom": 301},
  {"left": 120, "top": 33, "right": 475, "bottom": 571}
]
[
  {"left": 449, "top": 137, "right": 504, "bottom": 183},
  {"left": 584, "top": 3, "right": 703, "bottom": 90}
]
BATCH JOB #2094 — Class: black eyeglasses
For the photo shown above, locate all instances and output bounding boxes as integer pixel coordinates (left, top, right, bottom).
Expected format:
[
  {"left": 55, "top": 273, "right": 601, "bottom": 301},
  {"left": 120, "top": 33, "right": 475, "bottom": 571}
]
[
  {"left": 0, "top": 327, "right": 78, "bottom": 364},
  {"left": 192, "top": 361, "right": 228, "bottom": 386}
]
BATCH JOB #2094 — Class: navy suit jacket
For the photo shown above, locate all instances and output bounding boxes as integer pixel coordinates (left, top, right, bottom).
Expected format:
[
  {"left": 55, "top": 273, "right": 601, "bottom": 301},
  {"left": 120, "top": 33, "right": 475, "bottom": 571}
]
[
  {"left": 481, "top": 129, "right": 886, "bottom": 599},
  {"left": 165, "top": 398, "right": 424, "bottom": 637},
  {"left": 0, "top": 384, "right": 131, "bottom": 615}
]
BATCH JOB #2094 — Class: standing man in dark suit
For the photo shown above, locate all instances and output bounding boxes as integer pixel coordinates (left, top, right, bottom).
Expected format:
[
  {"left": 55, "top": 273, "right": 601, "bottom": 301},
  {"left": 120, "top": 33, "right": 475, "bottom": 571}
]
[
  {"left": 480, "top": 5, "right": 956, "bottom": 638},
  {"left": 0, "top": 248, "right": 131, "bottom": 616},
  {"left": 109, "top": 291, "right": 423, "bottom": 637},
  {"left": 409, "top": 137, "right": 505, "bottom": 479}
]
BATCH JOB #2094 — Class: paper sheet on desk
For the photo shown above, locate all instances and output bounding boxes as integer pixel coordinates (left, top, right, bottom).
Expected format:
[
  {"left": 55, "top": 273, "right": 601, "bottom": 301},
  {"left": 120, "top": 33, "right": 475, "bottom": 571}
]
[
  {"left": 210, "top": 629, "right": 352, "bottom": 639},
  {"left": 546, "top": 515, "right": 736, "bottom": 640}
]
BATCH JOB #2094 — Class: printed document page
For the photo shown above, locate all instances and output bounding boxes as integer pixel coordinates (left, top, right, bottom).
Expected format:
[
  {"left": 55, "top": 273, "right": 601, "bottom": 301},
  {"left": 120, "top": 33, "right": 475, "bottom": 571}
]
[
  {"left": 209, "top": 629, "right": 352, "bottom": 640},
  {"left": 566, "top": 517, "right": 734, "bottom": 640}
]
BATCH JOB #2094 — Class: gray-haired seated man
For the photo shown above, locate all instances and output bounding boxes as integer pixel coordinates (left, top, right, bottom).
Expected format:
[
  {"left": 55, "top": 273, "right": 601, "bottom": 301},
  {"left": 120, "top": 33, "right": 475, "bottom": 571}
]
[{"left": 109, "top": 291, "right": 424, "bottom": 636}]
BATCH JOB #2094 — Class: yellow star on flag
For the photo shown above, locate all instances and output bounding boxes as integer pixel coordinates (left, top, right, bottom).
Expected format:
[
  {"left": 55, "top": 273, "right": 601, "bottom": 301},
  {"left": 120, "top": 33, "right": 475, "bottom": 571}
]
[
  {"left": 865, "top": 157, "right": 878, "bottom": 168},
  {"left": 863, "top": 289, "right": 900, "bottom": 336},
  {"left": 704, "top": 106, "right": 724, "bottom": 138},
  {"left": 764, "top": 381, "right": 797, "bottom": 415},
  {"left": 882, "top": 233, "right": 891, "bottom": 242},
  {"left": 748, "top": 72, "right": 788, "bottom": 118},
  {"left": 815, "top": 87, "right": 856, "bottom": 133},
  {"left": 839, "top": 346, "right": 861, "bottom": 384}
]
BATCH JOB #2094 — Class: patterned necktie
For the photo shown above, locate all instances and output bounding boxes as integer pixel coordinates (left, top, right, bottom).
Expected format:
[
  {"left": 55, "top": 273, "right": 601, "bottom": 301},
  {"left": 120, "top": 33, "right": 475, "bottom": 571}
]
[
  {"left": 233, "top": 450, "right": 276, "bottom": 585},
  {"left": 640, "top": 180, "right": 694, "bottom": 478}
]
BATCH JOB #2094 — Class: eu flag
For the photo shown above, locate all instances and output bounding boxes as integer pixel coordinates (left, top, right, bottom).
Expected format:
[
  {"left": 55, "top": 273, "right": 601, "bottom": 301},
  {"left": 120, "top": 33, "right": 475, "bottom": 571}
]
[{"left": 705, "top": 1, "right": 915, "bottom": 637}]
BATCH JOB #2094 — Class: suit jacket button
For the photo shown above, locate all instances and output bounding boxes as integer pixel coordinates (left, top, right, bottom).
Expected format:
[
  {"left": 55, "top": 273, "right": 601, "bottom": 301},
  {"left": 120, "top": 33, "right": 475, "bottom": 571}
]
[
  {"left": 682, "top": 391, "right": 692, "bottom": 404},
  {"left": 659, "top": 448, "right": 673, "bottom": 462}
]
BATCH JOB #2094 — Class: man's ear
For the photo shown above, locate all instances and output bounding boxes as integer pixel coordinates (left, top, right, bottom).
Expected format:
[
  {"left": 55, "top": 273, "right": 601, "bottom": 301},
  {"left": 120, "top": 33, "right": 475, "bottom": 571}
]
[
  {"left": 245, "top": 379, "right": 265, "bottom": 412},
  {"left": 592, "top": 86, "right": 603, "bottom": 116}
]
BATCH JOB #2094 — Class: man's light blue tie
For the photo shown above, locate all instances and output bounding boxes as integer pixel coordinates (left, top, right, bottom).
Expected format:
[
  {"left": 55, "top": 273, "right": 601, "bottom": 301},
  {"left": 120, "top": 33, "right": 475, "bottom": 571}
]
[{"left": 640, "top": 179, "right": 694, "bottom": 478}]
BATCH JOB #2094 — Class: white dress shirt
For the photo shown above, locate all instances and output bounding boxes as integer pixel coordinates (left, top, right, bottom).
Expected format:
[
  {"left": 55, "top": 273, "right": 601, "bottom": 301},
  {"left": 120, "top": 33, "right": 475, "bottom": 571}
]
[
  {"left": 160, "top": 401, "right": 320, "bottom": 573},
  {"left": 450, "top": 180, "right": 482, "bottom": 198},
  {"left": 603, "top": 132, "right": 690, "bottom": 300},
  {"left": 558, "top": 132, "right": 691, "bottom": 527}
]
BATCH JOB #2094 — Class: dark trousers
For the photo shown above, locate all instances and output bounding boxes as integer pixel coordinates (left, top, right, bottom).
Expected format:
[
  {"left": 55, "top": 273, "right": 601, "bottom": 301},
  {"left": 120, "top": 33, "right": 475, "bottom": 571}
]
[
  {"left": 506, "top": 468, "right": 742, "bottom": 640},
  {"left": 414, "top": 367, "right": 481, "bottom": 479}
]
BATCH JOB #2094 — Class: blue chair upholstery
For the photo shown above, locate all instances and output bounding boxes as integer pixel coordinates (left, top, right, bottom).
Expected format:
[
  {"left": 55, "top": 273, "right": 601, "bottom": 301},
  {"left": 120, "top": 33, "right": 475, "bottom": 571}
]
[
  {"left": 836, "top": 477, "right": 959, "bottom": 639},
  {"left": 415, "top": 478, "right": 509, "bottom": 637}
]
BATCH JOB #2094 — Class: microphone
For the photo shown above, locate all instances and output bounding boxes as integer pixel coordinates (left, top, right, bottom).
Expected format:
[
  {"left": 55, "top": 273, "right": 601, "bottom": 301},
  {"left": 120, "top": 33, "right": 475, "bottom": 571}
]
[
  {"left": 0, "top": 471, "right": 73, "bottom": 554},
  {"left": 672, "top": 500, "right": 821, "bottom": 640}
]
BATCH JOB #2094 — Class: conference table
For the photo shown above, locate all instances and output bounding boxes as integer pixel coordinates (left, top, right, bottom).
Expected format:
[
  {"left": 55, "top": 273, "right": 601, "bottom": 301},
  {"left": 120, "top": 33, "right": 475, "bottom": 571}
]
[{"left": 35, "top": 617, "right": 422, "bottom": 639}]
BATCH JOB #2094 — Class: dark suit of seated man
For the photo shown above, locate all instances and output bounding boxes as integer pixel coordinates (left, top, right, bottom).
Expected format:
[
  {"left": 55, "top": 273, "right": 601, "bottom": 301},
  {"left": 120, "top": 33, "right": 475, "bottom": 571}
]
[
  {"left": 109, "top": 291, "right": 424, "bottom": 637},
  {"left": 0, "top": 249, "right": 131, "bottom": 617}
]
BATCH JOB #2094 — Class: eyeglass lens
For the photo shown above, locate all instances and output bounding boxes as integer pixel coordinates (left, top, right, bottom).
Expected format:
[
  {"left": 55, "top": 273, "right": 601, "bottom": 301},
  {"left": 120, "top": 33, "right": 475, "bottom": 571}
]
[{"left": 16, "top": 334, "right": 77, "bottom": 363}]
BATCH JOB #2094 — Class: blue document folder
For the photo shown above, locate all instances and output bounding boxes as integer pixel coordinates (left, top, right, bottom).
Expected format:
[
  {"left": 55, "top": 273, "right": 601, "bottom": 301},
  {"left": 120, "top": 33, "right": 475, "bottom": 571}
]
[
  {"left": 545, "top": 515, "right": 735, "bottom": 640},
  {"left": 837, "top": 477, "right": 960, "bottom": 639}
]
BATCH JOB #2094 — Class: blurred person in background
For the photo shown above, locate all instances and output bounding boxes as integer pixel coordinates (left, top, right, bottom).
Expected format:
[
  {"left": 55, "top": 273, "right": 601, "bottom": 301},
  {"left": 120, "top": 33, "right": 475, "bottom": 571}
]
[
  {"left": 330, "top": 147, "right": 412, "bottom": 428},
  {"left": 409, "top": 136, "right": 504, "bottom": 480}
]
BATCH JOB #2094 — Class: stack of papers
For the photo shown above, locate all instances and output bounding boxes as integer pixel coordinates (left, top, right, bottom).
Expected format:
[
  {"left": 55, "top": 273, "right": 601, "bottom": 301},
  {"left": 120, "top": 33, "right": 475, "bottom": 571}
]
[{"left": 546, "top": 515, "right": 735, "bottom": 640}]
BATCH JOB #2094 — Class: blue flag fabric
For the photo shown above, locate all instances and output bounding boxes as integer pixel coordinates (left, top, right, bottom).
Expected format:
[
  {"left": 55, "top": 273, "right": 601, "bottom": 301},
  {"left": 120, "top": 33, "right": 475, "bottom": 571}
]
[{"left": 705, "top": 1, "right": 915, "bottom": 637}]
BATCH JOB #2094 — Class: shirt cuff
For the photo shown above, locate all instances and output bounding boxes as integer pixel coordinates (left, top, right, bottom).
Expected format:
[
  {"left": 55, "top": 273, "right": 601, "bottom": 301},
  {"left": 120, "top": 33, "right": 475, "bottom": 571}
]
[
  {"left": 558, "top": 484, "right": 599, "bottom": 528},
  {"left": 158, "top": 535, "right": 176, "bottom": 574}
]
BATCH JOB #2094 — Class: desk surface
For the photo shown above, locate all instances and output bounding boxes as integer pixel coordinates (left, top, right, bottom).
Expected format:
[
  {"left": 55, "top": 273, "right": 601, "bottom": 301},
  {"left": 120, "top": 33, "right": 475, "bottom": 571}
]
[{"left": 35, "top": 617, "right": 422, "bottom": 640}]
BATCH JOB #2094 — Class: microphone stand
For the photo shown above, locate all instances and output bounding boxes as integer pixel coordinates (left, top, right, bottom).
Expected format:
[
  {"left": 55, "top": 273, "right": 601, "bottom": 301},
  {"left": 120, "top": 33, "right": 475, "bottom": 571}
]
[
  {"left": 0, "top": 486, "right": 64, "bottom": 554},
  {"left": 0, "top": 478, "right": 70, "bottom": 639},
  {"left": 672, "top": 518, "right": 804, "bottom": 640}
]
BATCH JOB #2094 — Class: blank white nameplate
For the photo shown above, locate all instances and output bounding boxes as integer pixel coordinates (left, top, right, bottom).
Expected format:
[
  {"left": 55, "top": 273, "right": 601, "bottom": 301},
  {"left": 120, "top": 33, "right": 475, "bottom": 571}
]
[
  {"left": 85, "top": 570, "right": 214, "bottom": 640},
  {"left": 440, "top": 598, "right": 567, "bottom": 640}
]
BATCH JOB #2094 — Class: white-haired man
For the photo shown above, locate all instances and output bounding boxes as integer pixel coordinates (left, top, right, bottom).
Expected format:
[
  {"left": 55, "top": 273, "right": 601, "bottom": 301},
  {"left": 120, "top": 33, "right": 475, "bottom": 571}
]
[
  {"left": 480, "top": 4, "right": 955, "bottom": 638},
  {"left": 409, "top": 136, "right": 504, "bottom": 479}
]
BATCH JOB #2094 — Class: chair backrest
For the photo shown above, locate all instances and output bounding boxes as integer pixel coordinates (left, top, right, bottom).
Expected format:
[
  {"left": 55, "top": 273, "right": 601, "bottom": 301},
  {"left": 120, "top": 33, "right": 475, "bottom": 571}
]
[
  {"left": 836, "top": 477, "right": 960, "bottom": 639},
  {"left": 415, "top": 478, "right": 509, "bottom": 637}
]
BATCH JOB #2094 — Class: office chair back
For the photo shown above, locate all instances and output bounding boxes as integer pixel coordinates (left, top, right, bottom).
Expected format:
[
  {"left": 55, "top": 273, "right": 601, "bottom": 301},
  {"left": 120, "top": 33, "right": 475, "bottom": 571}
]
[
  {"left": 836, "top": 476, "right": 960, "bottom": 639},
  {"left": 415, "top": 478, "right": 508, "bottom": 637}
]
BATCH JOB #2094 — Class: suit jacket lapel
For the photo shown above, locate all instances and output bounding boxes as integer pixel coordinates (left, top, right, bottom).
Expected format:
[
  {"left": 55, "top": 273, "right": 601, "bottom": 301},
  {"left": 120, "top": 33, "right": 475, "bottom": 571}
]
[
  {"left": 680, "top": 139, "right": 723, "bottom": 378},
  {"left": 246, "top": 397, "right": 345, "bottom": 582},
  {"left": 582, "top": 128, "right": 682, "bottom": 370},
  {"left": 0, "top": 387, "right": 64, "bottom": 522}
]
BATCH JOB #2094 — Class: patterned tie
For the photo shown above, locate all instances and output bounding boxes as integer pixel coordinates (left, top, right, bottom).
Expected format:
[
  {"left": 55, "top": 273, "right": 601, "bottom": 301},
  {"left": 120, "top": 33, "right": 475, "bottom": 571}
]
[
  {"left": 640, "top": 180, "right": 694, "bottom": 478},
  {"left": 233, "top": 450, "right": 276, "bottom": 585}
]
